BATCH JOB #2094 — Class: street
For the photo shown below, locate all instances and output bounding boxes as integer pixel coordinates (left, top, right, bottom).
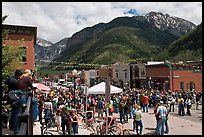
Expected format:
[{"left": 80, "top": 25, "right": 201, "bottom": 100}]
[{"left": 33, "top": 104, "right": 202, "bottom": 135}]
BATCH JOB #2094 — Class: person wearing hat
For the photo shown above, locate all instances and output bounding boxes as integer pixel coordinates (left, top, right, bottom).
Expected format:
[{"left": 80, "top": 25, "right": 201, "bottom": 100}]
[
  {"left": 155, "top": 101, "right": 167, "bottom": 135},
  {"left": 133, "top": 105, "right": 143, "bottom": 135}
]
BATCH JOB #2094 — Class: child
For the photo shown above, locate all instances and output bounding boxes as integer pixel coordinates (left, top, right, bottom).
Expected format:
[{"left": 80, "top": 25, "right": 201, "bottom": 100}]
[{"left": 55, "top": 109, "right": 61, "bottom": 132}]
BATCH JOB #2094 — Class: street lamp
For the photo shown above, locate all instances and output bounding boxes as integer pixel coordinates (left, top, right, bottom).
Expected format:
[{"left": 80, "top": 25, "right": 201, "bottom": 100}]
[{"left": 72, "top": 69, "right": 78, "bottom": 109}]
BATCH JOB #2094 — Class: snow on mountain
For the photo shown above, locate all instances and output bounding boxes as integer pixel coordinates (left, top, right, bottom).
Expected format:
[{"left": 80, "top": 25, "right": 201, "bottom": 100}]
[
  {"left": 145, "top": 11, "right": 196, "bottom": 36},
  {"left": 36, "top": 37, "right": 53, "bottom": 47}
]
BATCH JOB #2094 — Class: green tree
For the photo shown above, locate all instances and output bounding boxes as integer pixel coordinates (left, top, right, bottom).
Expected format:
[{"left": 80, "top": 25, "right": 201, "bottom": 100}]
[{"left": 2, "top": 15, "right": 24, "bottom": 90}]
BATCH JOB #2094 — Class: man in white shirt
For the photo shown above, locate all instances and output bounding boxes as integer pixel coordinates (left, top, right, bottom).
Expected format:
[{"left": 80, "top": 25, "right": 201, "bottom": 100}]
[{"left": 155, "top": 101, "right": 167, "bottom": 135}]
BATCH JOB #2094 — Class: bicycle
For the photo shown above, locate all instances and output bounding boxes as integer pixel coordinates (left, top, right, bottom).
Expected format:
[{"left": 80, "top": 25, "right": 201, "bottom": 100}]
[
  {"left": 95, "top": 116, "right": 118, "bottom": 135},
  {"left": 113, "top": 122, "right": 131, "bottom": 135},
  {"left": 40, "top": 118, "right": 53, "bottom": 135}
]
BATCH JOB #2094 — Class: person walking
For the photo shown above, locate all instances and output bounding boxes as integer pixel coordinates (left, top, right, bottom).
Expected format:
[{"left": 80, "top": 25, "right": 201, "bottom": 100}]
[
  {"left": 97, "top": 97, "right": 104, "bottom": 120},
  {"left": 155, "top": 101, "right": 167, "bottom": 135},
  {"left": 71, "top": 110, "right": 79, "bottom": 134},
  {"left": 142, "top": 93, "right": 149, "bottom": 113},
  {"left": 169, "top": 95, "right": 176, "bottom": 112},
  {"left": 61, "top": 106, "right": 71, "bottom": 135},
  {"left": 132, "top": 104, "right": 138, "bottom": 131},
  {"left": 195, "top": 92, "right": 202, "bottom": 110},
  {"left": 44, "top": 98, "right": 53, "bottom": 122},
  {"left": 186, "top": 96, "right": 192, "bottom": 116},
  {"left": 178, "top": 98, "right": 185, "bottom": 116},
  {"left": 123, "top": 98, "right": 129, "bottom": 123},
  {"left": 38, "top": 96, "right": 44, "bottom": 124},
  {"left": 133, "top": 105, "right": 143, "bottom": 135},
  {"left": 118, "top": 98, "right": 125, "bottom": 124},
  {"left": 164, "top": 104, "right": 170, "bottom": 134},
  {"left": 55, "top": 109, "right": 61, "bottom": 132}
]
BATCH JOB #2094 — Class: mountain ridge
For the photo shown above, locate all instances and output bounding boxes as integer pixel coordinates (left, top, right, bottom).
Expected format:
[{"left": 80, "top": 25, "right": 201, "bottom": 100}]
[{"left": 35, "top": 11, "right": 198, "bottom": 64}]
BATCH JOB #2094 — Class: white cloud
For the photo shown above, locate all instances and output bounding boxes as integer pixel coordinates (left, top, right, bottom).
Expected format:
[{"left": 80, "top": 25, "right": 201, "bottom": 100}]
[{"left": 2, "top": 2, "right": 202, "bottom": 43}]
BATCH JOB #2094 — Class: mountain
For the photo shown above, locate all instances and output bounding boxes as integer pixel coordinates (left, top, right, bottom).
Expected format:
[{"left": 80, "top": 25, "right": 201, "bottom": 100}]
[
  {"left": 35, "top": 37, "right": 53, "bottom": 62},
  {"left": 45, "top": 37, "right": 68, "bottom": 60},
  {"left": 36, "top": 37, "right": 53, "bottom": 47},
  {"left": 35, "top": 11, "right": 196, "bottom": 65},
  {"left": 145, "top": 11, "right": 196, "bottom": 37},
  {"left": 51, "top": 11, "right": 195, "bottom": 64},
  {"left": 155, "top": 23, "right": 202, "bottom": 62},
  {"left": 35, "top": 37, "right": 68, "bottom": 62}
]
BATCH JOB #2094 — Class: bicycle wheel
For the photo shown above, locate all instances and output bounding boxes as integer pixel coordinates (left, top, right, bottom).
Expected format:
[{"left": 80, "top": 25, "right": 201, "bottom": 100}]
[
  {"left": 43, "top": 130, "right": 53, "bottom": 135},
  {"left": 115, "top": 127, "right": 122, "bottom": 135},
  {"left": 107, "top": 129, "right": 116, "bottom": 135},
  {"left": 96, "top": 126, "right": 101, "bottom": 135},
  {"left": 123, "top": 129, "right": 131, "bottom": 135}
]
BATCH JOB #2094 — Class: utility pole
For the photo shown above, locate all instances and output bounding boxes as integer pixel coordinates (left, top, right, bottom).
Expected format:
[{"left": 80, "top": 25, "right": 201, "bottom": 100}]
[
  {"left": 85, "top": 83, "right": 88, "bottom": 123},
  {"left": 105, "top": 76, "right": 111, "bottom": 135}
]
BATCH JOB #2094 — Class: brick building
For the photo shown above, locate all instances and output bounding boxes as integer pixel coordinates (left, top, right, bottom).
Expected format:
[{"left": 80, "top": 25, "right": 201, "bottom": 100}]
[
  {"left": 146, "top": 61, "right": 202, "bottom": 92},
  {"left": 3, "top": 24, "right": 37, "bottom": 70}
]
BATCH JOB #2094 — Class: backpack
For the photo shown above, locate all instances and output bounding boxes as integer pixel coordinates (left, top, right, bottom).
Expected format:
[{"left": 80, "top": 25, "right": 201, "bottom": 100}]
[
  {"left": 62, "top": 113, "right": 70, "bottom": 123},
  {"left": 7, "top": 90, "right": 20, "bottom": 106},
  {"left": 97, "top": 101, "right": 104, "bottom": 109}
]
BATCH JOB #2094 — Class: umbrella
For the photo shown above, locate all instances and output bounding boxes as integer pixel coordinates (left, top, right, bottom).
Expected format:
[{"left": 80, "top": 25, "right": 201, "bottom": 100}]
[{"left": 32, "top": 83, "right": 51, "bottom": 91}]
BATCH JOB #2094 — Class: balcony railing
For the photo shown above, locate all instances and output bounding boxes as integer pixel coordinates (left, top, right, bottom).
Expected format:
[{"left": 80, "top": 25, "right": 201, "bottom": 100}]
[{"left": 16, "top": 91, "right": 33, "bottom": 135}]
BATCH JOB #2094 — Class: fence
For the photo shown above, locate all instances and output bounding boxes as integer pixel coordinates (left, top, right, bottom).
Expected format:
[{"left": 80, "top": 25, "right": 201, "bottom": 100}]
[{"left": 17, "top": 91, "right": 33, "bottom": 135}]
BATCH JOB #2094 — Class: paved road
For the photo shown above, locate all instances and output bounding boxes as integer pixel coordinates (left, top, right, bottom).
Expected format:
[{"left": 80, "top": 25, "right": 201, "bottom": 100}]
[{"left": 33, "top": 104, "right": 202, "bottom": 135}]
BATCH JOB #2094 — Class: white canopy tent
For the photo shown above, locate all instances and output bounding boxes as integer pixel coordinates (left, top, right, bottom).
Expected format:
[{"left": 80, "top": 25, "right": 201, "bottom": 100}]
[{"left": 88, "top": 82, "right": 123, "bottom": 94}]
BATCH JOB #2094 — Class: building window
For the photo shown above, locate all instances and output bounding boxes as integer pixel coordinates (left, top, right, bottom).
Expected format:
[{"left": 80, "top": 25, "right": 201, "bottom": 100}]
[
  {"left": 124, "top": 72, "right": 127, "bottom": 78},
  {"left": 186, "top": 83, "right": 190, "bottom": 92},
  {"left": 141, "top": 69, "right": 146, "bottom": 77},
  {"left": 20, "top": 47, "right": 27, "bottom": 63},
  {"left": 116, "top": 73, "right": 118, "bottom": 78},
  {"left": 180, "top": 82, "right": 184, "bottom": 91},
  {"left": 190, "top": 81, "right": 195, "bottom": 91},
  {"left": 134, "top": 66, "right": 139, "bottom": 77}
]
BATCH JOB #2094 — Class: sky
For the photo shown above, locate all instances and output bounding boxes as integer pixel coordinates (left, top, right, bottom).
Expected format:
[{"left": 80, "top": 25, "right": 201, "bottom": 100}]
[{"left": 2, "top": 2, "right": 202, "bottom": 43}]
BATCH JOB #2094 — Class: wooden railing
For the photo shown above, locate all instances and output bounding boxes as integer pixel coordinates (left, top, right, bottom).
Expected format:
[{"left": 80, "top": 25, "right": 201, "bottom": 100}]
[{"left": 16, "top": 91, "right": 33, "bottom": 135}]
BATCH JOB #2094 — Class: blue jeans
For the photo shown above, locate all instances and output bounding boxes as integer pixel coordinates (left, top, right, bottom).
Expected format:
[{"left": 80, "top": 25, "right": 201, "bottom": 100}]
[
  {"left": 72, "top": 124, "right": 78, "bottom": 134},
  {"left": 44, "top": 109, "right": 52, "bottom": 123},
  {"left": 119, "top": 111, "right": 125, "bottom": 123},
  {"left": 20, "top": 94, "right": 27, "bottom": 105},
  {"left": 165, "top": 119, "right": 169, "bottom": 133},
  {"left": 129, "top": 106, "right": 133, "bottom": 118},
  {"left": 124, "top": 111, "right": 129, "bottom": 122},
  {"left": 143, "top": 104, "right": 148, "bottom": 112},
  {"left": 39, "top": 109, "right": 43, "bottom": 123},
  {"left": 114, "top": 104, "right": 118, "bottom": 113},
  {"left": 9, "top": 93, "right": 27, "bottom": 133},
  {"left": 9, "top": 105, "right": 21, "bottom": 133},
  {"left": 156, "top": 117, "right": 166, "bottom": 135},
  {"left": 135, "top": 120, "right": 143, "bottom": 135}
]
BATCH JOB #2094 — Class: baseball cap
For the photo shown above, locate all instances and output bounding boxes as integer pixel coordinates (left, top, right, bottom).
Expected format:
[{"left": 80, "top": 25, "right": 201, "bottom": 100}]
[{"left": 160, "top": 101, "right": 164, "bottom": 104}]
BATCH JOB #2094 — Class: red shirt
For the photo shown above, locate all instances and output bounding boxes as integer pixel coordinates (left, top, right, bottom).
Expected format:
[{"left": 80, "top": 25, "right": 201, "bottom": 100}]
[{"left": 142, "top": 95, "right": 149, "bottom": 104}]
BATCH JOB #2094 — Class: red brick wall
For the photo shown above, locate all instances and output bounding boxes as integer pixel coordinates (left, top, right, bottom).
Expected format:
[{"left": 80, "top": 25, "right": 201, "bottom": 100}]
[
  {"left": 146, "top": 67, "right": 170, "bottom": 77},
  {"left": 4, "top": 33, "right": 35, "bottom": 70},
  {"left": 171, "top": 69, "right": 202, "bottom": 92}
]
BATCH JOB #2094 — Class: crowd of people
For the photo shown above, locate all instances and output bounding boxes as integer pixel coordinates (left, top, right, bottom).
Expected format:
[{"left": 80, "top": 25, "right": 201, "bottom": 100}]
[{"left": 2, "top": 69, "right": 203, "bottom": 135}]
